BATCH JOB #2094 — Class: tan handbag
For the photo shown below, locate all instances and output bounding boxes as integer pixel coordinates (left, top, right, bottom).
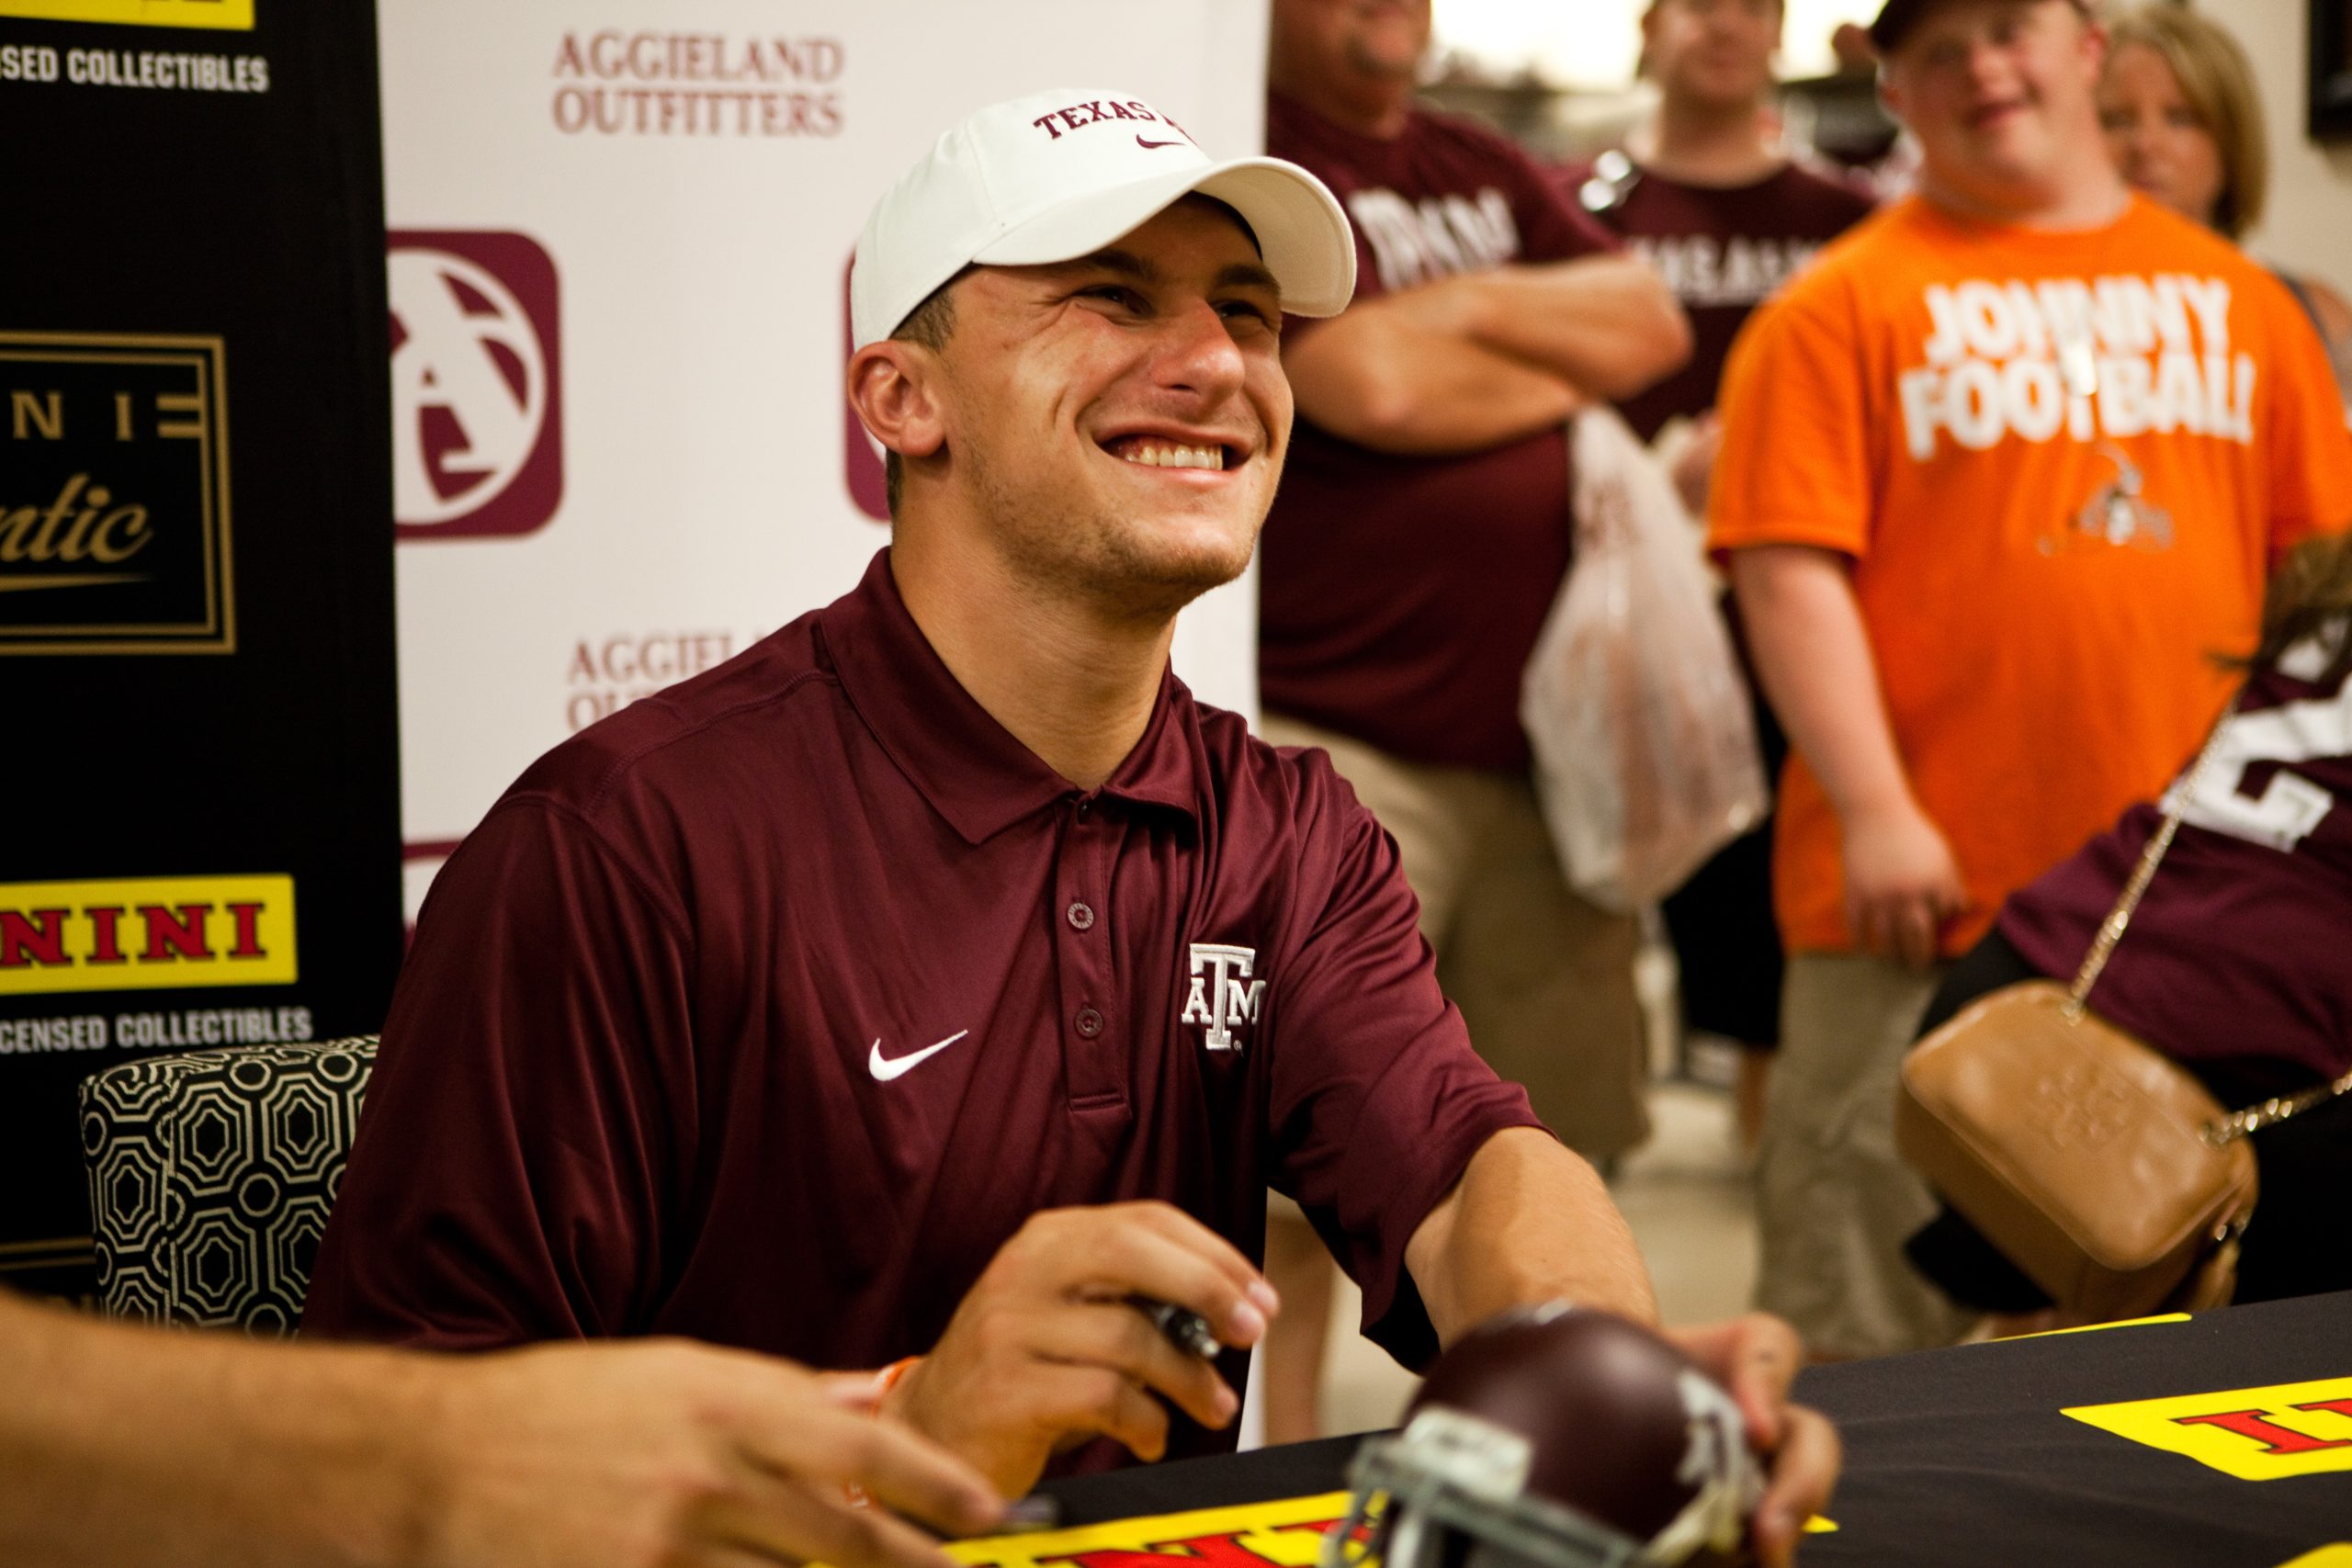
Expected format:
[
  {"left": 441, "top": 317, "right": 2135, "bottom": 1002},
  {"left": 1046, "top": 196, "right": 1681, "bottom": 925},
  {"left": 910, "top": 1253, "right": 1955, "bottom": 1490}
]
[{"left": 1896, "top": 714, "right": 2352, "bottom": 1323}]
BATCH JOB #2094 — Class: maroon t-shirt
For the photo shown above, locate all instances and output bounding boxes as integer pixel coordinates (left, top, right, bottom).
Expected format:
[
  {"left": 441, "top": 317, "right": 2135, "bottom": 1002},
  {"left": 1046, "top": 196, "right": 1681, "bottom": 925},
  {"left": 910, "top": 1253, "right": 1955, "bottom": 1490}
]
[
  {"left": 303, "top": 549, "right": 1540, "bottom": 1467},
  {"left": 1258, "top": 94, "right": 1622, "bottom": 773},
  {"left": 2001, "top": 637, "right": 2352, "bottom": 1091},
  {"left": 1558, "top": 157, "right": 1875, "bottom": 442}
]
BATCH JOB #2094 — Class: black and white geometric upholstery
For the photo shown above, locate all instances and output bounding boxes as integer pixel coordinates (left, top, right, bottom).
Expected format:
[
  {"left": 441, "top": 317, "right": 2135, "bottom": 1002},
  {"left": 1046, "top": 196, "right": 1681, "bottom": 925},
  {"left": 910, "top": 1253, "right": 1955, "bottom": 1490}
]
[{"left": 78, "top": 1038, "right": 378, "bottom": 1334}]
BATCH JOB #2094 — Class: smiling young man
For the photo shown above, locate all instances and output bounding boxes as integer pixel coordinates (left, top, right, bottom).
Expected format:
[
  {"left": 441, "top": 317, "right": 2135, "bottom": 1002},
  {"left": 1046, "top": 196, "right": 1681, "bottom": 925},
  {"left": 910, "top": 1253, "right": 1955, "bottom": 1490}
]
[
  {"left": 1708, "top": 0, "right": 2352, "bottom": 1358},
  {"left": 302, "top": 88, "right": 1837, "bottom": 1555},
  {"left": 306, "top": 101, "right": 1378, "bottom": 1492}
]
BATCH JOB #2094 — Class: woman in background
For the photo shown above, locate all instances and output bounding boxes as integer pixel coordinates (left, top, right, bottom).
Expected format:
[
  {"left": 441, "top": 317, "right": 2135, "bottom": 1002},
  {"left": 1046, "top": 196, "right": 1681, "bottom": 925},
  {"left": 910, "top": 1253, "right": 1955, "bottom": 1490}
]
[{"left": 2098, "top": 6, "right": 2352, "bottom": 400}]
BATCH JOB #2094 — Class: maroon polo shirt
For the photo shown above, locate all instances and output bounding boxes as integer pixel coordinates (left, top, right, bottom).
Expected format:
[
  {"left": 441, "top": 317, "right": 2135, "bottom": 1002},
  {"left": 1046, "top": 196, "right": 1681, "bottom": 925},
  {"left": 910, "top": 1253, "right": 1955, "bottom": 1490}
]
[
  {"left": 1258, "top": 94, "right": 1622, "bottom": 773},
  {"left": 1999, "top": 644, "right": 2352, "bottom": 1093},
  {"left": 1558, "top": 157, "right": 1875, "bottom": 443},
  {"left": 303, "top": 549, "right": 1541, "bottom": 1469}
]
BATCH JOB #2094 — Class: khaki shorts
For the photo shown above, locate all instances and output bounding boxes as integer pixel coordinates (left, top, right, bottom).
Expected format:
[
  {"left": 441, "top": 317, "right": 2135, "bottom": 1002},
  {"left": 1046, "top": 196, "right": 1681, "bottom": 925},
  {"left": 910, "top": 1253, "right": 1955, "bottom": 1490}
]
[
  {"left": 1259, "top": 713, "right": 1649, "bottom": 1162},
  {"left": 1754, "top": 952, "right": 1975, "bottom": 1358}
]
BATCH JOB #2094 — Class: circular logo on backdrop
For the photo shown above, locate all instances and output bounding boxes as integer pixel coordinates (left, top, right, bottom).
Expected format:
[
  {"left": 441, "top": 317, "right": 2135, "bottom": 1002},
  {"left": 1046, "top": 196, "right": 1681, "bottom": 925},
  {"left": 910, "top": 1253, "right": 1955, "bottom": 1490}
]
[{"left": 387, "top": 231, "right": 563, "bottom": 540}]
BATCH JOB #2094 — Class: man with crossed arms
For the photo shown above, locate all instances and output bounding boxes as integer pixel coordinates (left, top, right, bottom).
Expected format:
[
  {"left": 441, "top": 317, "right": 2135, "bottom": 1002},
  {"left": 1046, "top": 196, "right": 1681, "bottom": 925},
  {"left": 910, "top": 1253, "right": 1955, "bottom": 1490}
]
[{"left": 307, "top": 87, "right": 1836, "bottom": 1562}]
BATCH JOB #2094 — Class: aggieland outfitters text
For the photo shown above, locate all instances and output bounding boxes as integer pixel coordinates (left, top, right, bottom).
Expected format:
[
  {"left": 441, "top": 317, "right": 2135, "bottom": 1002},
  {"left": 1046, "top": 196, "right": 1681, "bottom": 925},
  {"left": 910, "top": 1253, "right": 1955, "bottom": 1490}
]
[{"left": 550, "top": 29, "right": 842, "bottom": 138}]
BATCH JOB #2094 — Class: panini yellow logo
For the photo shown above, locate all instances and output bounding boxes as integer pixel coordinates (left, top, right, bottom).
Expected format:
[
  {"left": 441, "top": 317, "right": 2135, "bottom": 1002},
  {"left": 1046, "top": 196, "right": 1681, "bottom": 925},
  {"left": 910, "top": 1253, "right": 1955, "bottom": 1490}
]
[
  {"left": 944, "top": 1486, "right": 1838, "bottom": 1567},
  {"left": 2064, "top": 1376, "right": 2352, "bottom": 1481},
  {"left": 0, "top": 875, "right": 295, "bottom": 995},
  {"left": 0, "top": 0, "right": 253, "bottom": 28},
  {"left": 950, "top": 1491, "right": 1347, "bottom": 1568},
  {"left": 2277, "top": 1549, "right": 2352, "bottom": 1568}
]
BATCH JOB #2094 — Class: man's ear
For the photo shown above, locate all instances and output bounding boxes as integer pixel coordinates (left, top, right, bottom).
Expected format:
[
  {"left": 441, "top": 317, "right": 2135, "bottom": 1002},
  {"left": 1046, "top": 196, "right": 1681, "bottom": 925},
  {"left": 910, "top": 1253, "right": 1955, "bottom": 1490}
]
[{"left": 847, "top": 341, "right": 947, "bottom": 462}]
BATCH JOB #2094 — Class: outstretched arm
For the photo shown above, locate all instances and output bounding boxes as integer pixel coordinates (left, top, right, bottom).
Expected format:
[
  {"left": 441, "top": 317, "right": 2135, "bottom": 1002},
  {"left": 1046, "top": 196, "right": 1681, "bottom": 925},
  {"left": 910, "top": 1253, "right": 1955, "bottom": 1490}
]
[
  {"left": 0, "top": 1289, "right": 1002, "bottom": 1568},
  {"left": 1402, "top": 1130, "right": 1839, "bottom": 1568},
  {"left": 1402, "top": 1125, "right": 1656, "bottom": 1337}
]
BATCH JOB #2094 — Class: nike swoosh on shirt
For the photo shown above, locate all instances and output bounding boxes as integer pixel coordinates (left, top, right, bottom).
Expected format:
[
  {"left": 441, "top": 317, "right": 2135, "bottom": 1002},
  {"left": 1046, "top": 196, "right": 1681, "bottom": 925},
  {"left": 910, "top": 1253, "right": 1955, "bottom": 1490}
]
[
  {"left": 1136, "top": 136, "right": 1183, "bottom": 150},
  {"left": 868, "top": 1030, "right": 970, "bottom": 1081}
]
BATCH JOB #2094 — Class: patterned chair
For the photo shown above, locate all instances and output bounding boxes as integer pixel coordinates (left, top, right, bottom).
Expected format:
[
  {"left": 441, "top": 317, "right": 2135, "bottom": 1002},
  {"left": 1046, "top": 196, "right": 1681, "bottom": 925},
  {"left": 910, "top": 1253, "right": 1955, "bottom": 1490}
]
[{"left": 78, "top": 1038, "right": 378, "bottom": 1333}]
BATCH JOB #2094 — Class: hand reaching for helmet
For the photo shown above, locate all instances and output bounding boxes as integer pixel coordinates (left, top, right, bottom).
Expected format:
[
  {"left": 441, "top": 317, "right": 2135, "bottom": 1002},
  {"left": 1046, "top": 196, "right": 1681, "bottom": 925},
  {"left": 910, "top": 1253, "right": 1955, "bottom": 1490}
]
[{"left": 1662, "top": 1315, "right": 1842, "bottom": 1567}]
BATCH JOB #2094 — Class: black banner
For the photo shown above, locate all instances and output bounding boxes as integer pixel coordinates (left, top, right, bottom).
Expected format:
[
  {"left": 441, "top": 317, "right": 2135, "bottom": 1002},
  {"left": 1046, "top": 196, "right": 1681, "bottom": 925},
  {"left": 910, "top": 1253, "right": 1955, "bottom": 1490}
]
[{"left": 0, "top": 0, "right": 401, "bottom": 1296}]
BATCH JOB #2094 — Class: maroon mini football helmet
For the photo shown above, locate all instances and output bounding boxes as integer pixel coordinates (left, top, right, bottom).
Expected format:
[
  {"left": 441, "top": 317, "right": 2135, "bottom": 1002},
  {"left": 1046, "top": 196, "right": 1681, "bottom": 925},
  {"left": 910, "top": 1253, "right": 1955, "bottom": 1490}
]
[{"left": 1322, "top": 1303, "right": 1762, "bottom": 1568}]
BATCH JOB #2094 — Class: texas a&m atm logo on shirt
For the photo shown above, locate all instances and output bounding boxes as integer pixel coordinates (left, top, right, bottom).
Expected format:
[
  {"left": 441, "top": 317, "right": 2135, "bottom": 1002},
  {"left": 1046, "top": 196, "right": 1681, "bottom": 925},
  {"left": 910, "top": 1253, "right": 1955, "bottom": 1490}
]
[
  {"left": 389, "top": 231, "right": 562, "bottom": 541},
  {"left": 1181, "top": 942, "right": 1264, "bottom": 1054}
]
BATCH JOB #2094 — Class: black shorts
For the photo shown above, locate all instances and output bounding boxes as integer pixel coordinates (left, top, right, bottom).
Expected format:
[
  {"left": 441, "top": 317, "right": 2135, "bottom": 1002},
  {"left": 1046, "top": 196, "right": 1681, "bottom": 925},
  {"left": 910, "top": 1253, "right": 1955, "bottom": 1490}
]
[{"left": 1660, "top": 615, "right": 1789, "bottom": 1050}]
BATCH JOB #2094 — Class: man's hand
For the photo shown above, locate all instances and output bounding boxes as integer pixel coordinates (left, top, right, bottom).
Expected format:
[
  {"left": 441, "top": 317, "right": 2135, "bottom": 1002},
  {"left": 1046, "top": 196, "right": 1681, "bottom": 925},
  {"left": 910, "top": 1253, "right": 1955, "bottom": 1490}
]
[
  {"left": 423, "top": 1337, "right": 1004, "bottom": 1568},
  {"left": 1660, "top": 1316, "right": 1841, "bottom": 1568},
  {"left": 1665, "top": 411, "right": 1723, "bottom": 518},
  {"left": 1839, "top": 796, "right": 1967, "bottom": 969},
  {"left": 887, "top": 1203, "right": 1278, "bottom": 1495}
]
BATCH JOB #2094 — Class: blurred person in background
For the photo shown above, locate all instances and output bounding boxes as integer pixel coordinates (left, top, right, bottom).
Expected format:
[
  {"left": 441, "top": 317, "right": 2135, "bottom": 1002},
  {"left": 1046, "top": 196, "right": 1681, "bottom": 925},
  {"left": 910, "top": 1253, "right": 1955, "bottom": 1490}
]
[
  {"left": 1789, "top": 20, "right": 1921, "bottom": 199},
  {"left": 1564, "top": 0, "right": 1878, "bottom": 1154},
  {"left": 2097, "top": 4, "right": 2352, "bottom": 401},
  {"left": 1829, "top": 21, "right": 1878, "bottom": 75},
  {"left": 1708, "top": 0, "right": 2352, "bottom": 1359},
  {"left": 1253, "top": 0, "right": 1691, "bottom": 1439}
]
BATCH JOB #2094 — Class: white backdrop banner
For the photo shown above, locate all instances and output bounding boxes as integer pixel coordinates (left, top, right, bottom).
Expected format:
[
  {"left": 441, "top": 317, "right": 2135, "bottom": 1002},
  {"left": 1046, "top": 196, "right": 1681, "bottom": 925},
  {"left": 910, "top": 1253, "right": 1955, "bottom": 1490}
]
[{"left": 381, "top": 2, "right": 1272, "bottom": 917}]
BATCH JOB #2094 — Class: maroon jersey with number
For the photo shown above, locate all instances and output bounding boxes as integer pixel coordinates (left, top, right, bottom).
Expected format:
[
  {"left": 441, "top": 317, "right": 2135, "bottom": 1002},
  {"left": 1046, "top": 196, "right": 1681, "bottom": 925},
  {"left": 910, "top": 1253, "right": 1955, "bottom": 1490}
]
[
  {"left": 303, "top": 549, "right": 1541, "bottom": 1470},
  {"left": 2001, "top": 628, "right": 2352, "bottom": 1089},
  {"left": 1558, "top": 158, "right": 1873, "bottom": 442},
  {"left": 1259, "top": 93, "right": 1622, "bottom": 773}
]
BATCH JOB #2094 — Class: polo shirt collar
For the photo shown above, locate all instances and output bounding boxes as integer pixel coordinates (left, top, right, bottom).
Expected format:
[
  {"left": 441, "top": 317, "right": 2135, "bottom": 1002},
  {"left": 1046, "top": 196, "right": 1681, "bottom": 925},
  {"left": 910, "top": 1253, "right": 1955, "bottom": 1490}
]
[{"left": 821, "top": 549, "right": 1203, "bottom": 845}]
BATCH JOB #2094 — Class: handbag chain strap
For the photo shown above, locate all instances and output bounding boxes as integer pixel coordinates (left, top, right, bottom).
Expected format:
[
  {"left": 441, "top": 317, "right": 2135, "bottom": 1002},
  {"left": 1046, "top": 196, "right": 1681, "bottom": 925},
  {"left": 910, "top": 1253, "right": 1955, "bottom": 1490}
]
[
  {"left": 2059, "top": 691, "right": 2352, "bottom": 1147},
  {"left": 2205, "top": 1067, "right": 2352, "bottom": 1147},
  {"left": 2062, "top": 712, "right": 2232, "bottom": 1018}
]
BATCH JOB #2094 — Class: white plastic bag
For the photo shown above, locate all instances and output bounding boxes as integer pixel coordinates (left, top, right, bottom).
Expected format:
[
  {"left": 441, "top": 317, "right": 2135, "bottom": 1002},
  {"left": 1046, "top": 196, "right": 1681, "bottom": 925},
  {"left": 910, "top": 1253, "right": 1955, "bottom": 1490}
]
[{"left": 1521, "top": 405, "right": 1768, "bottom": 912}]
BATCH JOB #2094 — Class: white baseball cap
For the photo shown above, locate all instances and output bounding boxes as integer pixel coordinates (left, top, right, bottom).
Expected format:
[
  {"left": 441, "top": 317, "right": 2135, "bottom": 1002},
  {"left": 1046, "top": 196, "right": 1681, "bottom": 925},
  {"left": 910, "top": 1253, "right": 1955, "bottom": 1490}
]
[{"left": 851, "top": 86, "right": 1357, "bottom": 349}]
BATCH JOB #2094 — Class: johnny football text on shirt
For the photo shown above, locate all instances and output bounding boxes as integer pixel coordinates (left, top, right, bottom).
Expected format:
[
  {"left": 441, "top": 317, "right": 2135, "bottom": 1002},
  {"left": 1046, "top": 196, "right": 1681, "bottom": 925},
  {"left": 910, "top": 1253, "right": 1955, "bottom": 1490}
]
[{"left": 1900, "top": 274, "right": 2254, "bottom": 459}]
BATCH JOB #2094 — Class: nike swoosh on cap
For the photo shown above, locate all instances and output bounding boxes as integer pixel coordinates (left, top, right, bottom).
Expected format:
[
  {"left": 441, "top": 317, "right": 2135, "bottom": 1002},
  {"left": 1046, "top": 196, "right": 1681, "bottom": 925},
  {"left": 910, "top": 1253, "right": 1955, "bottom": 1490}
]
[
  {"left": 1136, "top": 136, "right": 1184, "bottom": 150},
  {"left": 868, "top": 1030, "right": 971, "bottom": 1081}
]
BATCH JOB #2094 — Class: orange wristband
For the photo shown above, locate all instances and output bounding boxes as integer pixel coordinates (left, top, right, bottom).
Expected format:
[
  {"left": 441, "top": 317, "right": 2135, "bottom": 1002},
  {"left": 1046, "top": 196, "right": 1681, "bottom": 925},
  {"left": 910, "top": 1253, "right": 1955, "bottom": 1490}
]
[
  {"left": 844, "top": 1357, "right": 923, "bottom": 1508},
  {"left": 871, "top": 1354, "right": 922, "bottom": 1413}
]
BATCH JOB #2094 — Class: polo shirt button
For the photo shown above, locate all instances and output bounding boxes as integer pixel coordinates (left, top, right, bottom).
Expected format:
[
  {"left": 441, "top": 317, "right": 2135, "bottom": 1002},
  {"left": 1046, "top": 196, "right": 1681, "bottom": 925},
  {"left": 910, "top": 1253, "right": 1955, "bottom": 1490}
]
[
  {"left": 1067, "top": 900, "right": 1095, "bottom": 931},
  {"left": 1075, "top": 1006, "right": 1103, "bottom": 1038}
]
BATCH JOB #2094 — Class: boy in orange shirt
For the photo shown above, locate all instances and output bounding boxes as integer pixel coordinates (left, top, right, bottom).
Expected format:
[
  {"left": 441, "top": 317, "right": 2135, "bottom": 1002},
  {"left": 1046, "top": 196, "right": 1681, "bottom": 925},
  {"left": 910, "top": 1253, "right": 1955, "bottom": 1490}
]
[{"left": 1708, "top": 0, "right": 2352, "bottom": 1359}]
